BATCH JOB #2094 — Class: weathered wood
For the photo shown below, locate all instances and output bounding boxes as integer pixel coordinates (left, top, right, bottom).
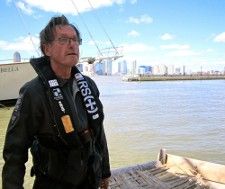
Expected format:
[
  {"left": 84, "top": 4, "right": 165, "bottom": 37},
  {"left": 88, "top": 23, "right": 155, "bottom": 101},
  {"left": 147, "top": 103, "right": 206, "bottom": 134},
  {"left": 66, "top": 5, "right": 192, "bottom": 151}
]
[
  {"left": 164, "top": 153, "right": 225, "bottom": 184},
  {"left": 109, "top": 163, "right": 209, "bottom": 189},
  {"left": 109, "top": 150, "right": 225, "bottom": 189}
]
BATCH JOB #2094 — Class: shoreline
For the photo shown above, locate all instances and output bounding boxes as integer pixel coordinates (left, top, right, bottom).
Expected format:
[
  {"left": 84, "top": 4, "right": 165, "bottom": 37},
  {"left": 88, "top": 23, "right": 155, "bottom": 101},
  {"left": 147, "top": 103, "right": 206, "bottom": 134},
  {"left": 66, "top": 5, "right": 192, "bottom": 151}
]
[{"left": 122, "top": 74, "right": 225, "bottom": 81}]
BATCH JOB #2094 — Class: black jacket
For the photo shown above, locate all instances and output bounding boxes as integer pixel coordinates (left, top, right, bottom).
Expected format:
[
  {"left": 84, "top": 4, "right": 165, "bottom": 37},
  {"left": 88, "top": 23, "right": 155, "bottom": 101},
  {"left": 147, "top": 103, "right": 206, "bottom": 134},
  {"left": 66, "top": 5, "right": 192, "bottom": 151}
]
[{"left": 2, "top": 57, "right": 111, "bottom": 189}]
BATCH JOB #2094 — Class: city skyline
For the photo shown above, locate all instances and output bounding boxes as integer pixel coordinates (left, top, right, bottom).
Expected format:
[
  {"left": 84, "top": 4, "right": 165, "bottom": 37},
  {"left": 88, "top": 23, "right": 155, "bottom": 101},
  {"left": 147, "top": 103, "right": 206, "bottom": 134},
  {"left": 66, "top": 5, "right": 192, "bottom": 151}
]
[
  {"left": 3, "top": 50, "right": 224, "bottom": 75},
  {"left": 1, "top": 0, "right": 225, "bottom": 72},
  {"left": 79, "top": 58, "right": 224, "bottom": 76}
]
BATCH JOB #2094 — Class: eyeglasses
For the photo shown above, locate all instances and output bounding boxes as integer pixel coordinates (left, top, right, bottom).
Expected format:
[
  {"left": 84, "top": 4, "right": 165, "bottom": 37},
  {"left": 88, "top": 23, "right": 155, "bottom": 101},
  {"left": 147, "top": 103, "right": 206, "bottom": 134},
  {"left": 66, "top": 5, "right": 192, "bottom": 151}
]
[{"left": 55, "top": 36, "right": 82, "bottom": 45}]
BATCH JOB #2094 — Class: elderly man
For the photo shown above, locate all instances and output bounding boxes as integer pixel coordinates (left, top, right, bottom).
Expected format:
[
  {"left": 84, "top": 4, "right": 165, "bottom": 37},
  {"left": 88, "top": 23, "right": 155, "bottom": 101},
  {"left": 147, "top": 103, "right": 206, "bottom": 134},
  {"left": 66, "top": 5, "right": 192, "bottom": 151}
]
[{"left": 2, "top": 15, "right": 111, "bottom": 189}]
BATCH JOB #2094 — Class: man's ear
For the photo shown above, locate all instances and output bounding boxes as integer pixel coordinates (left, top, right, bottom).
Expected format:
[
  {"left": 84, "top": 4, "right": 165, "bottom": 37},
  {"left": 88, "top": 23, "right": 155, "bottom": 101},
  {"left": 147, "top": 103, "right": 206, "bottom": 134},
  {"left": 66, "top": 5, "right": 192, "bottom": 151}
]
[{"left": 43, "top": 44, "right": 51, "bottom": 56}]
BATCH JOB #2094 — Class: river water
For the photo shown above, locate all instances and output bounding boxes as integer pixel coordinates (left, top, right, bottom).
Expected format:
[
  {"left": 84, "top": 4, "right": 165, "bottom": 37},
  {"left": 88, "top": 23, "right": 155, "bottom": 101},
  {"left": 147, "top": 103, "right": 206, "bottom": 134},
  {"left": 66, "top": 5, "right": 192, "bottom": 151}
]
[{"left": 1, "top": 76, "right": 225, "bottom": 187}]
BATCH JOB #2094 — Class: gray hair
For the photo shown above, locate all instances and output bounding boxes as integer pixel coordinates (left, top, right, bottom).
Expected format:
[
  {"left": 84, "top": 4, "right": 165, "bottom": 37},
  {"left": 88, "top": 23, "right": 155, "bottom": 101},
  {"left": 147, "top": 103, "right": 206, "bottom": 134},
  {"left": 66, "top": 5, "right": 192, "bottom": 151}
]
[{"left": 39, "top": 15, "right": 82, "bottom": 56}]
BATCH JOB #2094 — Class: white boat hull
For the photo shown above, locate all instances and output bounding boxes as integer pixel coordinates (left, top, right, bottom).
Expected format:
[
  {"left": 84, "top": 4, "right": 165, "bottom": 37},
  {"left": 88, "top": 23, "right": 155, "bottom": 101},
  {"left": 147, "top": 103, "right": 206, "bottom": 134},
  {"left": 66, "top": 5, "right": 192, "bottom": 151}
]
[{"left": 0, "top": 62, "right": 37, "bottom": 102}]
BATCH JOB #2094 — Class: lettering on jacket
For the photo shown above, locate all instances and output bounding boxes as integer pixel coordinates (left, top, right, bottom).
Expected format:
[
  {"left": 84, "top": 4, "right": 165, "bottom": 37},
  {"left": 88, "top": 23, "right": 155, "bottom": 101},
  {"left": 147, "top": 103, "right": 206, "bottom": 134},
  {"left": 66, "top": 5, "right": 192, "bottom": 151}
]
[{"left": 75, "top": 73, "right": 99, "bottom": 120}]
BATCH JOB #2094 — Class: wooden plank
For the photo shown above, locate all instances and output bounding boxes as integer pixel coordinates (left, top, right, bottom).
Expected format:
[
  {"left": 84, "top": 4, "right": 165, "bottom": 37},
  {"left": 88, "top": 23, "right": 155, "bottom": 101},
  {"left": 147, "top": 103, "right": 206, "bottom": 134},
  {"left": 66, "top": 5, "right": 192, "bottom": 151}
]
[{"left": 109, "top": 164, "right": 209, "bottom": 189}]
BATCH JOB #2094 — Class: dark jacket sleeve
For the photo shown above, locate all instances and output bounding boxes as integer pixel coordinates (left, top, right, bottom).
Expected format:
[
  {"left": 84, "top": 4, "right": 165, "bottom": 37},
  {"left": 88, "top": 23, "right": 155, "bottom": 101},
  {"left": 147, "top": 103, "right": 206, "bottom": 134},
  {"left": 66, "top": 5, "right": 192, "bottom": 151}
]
[
  {"left": 2, "top": 83, "right": 39, "bottom": 189},
  {"left": 97, "top": 126, "right": 111, "bottom": 179},
  {"left": 86, "top": 77, "right": 111, "bottom": 179}
]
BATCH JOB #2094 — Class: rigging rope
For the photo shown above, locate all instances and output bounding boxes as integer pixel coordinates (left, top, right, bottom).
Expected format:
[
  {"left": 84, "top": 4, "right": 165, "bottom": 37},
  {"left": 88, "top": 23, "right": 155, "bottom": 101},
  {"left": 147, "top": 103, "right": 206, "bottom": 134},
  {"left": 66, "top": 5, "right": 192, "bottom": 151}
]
[
  {"left": 12, "top": 0, "right": 40, "bottom": 56},
  {"left": 70, "top": 0, "right": 103, "bottom": 56},
  {"left": 87, "top": 0, "right": 119, "bottom": 55}
]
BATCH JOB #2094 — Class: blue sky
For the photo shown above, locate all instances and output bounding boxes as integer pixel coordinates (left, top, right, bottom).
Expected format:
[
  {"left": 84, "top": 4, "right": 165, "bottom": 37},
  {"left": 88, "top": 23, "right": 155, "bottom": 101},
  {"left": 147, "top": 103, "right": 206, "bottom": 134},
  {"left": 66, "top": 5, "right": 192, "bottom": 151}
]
[{"left": 1, "top": 0, "right": 225, "bottom": 72}]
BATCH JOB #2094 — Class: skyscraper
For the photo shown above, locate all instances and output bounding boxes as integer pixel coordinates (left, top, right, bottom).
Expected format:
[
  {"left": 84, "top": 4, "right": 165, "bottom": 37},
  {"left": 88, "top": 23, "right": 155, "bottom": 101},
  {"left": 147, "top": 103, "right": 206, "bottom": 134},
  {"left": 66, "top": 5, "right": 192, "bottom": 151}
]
[
  {"left": 13, "top": 51, "right": 21, "bottom": 62},
  {"left": 118, "top": 60, "right": 127, "bottom": 75},
  {"left": 104, "top": 59, "right": 112, "bottom": 75}
]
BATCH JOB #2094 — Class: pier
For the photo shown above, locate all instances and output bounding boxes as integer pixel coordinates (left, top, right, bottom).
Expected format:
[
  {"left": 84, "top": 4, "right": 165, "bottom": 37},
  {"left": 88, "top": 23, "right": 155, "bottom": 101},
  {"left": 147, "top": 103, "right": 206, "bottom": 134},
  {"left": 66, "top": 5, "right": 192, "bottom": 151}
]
[{"left": 122, "top": 74, "right": 225, "bottom": 82}]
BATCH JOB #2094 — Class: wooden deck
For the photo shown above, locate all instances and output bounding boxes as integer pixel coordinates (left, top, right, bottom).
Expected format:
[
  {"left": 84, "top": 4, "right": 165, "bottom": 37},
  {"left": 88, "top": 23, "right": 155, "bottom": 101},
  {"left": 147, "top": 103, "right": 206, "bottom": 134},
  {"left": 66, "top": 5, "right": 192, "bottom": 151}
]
[
  {"left": 109, "top": 161, "right": 209, "bottom": 189},
  {"left": 109, "top": 150, "right": 225, "bottom": 189}
]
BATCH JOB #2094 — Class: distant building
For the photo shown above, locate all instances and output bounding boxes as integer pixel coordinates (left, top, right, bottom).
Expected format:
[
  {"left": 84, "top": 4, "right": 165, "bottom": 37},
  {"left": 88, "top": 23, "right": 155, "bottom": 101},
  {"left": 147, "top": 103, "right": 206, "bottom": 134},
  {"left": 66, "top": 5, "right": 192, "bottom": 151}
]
[
  {"left": 167, "top": 65, "right": 175, "bottom": 75},
  {"left": 118, "top": 60, "right": 127, "bottom": 75},
  {"left": 138, "top": 65, "right": 152, "bottom": 75},
  {"left": 131, "top": 60, "right": 137, "bottom": 75},
  {"left": 118, "top": 62, "right": 121, "bottom": 73},
  {"left": 101, "top": 59, "right": 112, "bottom": 75},
  {"left": 153, "top": 65, "right": 167, "bottom": 75},
  {"left": 13, "top": 51, "right": 21, "bottom": 62},
  {"left": 145, "top": 66, "right": 152, "bottom": 74},
  {"left": 103, "top": 59, "right": 112, "bottom": 75},
  {"left": 76, "top": 63, "right": 83, "bottom": 72},
  {"left": 175, "top": 67, "right": 181, "bottom": 75},
  {"left": 78, "top": 62, "right": 94, "bottom": 75},
  {"left": 138, "top": 66, "right": 146, "bottom": 75},
  {"left": 95, "top": 62, "right": 104, "bottom": 75},
  {"left": 182, "top": 65, "right": 186, "bottom": 75}
]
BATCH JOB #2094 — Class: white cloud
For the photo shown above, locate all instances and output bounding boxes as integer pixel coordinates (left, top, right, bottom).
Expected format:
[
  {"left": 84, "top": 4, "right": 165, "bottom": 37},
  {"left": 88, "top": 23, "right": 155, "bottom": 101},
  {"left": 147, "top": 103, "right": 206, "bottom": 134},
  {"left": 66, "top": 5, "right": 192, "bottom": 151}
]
[
  {"left": 128, "top": 30, "right": 140, "bottom": 37},
  {"left": 166, "top": 50, "right": 199, "bottom": 57},
  {"left": 121, "top": 43, "right": 154, "bottom": 53},
  {"left": 6, "top": 0, "right": 12, "bottom": 4},
  {"left": 128, "top": 14, "right": 153, "bottom": 24},
  {"left": 16, "top": 0, "right": 125, "bottom": 14},
  {"left": 87, "top": 39, "right": 111, "bottom": 47},
  {"left": 0, "top": 35, "right": 39, "bottom": 52},
  {"left": 206, "top": 48, "right": 213, "bottom": 53},
  {"left": 160, "top": 44, "right": 190, "bottom": 50},
  {"left": 214, "top": 32, "right": 225, "bottom": 43},
  {"left": 16, "top": 1, "right": 33, "bottom": 15},
  {"left": 160, "top": 33, "right": 174, "bottom": 40},
  {"left": 160, "top": 44, "right": 199, "bottom": 57},
  {"left": 130, "top": 0, "right": 137, "bottom": 4}
]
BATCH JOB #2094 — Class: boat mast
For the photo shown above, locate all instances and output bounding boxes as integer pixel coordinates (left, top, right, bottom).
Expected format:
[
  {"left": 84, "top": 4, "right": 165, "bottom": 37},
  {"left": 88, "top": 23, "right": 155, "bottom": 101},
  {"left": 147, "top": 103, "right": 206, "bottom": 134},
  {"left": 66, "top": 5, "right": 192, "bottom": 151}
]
[
  {"left": 87, "top": 0, "right": 120, "bottom": 56},
  {"left": 70, "top": 0, "right": 104, "bottom": 57}
]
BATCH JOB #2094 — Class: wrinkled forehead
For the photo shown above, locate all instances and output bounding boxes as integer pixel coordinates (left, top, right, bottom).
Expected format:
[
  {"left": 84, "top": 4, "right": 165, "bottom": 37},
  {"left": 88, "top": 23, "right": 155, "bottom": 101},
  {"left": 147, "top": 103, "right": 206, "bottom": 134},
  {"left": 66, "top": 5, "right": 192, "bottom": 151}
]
[{"left": 53, "top": 25, "right": 77, "bottom": 37}]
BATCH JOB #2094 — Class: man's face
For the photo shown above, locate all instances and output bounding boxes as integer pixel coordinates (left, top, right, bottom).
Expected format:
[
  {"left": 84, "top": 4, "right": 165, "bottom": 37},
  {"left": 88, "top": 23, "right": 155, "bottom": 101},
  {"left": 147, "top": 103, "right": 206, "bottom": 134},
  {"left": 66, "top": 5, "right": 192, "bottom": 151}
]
[{"left": 45, "top": 25, "right": 80, "bottom": 68}]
